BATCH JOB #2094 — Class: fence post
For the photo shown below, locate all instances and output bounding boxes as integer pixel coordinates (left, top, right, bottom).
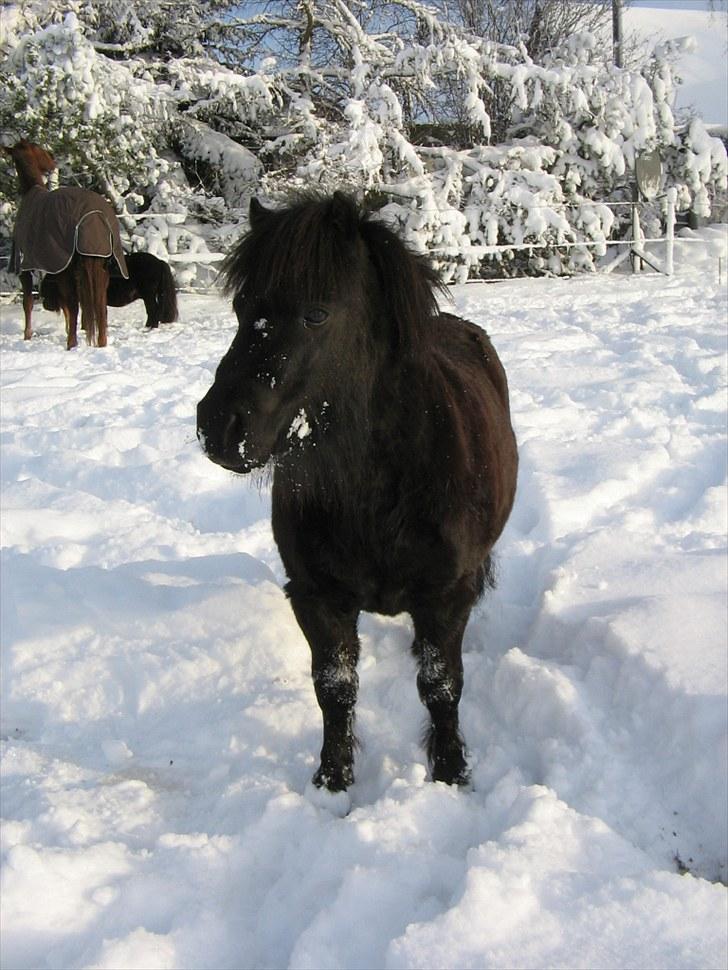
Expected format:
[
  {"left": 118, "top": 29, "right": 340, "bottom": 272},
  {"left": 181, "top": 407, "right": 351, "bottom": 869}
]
[
  {"left": 631, "top": 204, "right": 642, "bottom": 273},
  {"left": 665, "top": 187, "right": 677, "bottom": 276}
]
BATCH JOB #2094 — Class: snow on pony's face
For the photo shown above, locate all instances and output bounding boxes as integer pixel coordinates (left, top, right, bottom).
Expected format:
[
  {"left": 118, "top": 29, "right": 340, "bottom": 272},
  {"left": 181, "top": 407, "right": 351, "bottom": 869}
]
[
  {"left": 197, "top": 291, "right": 349, "bottom": 474},
  {"left": 196, "top": 194, "right": 374, "bottom": 474}
]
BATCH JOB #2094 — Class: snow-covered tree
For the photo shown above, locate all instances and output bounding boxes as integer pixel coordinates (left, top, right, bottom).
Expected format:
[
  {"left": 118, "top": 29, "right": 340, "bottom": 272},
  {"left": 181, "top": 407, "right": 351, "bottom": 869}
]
[
  {"left": 1, "top": 0, "right": 725, "bottom": 285},
  {"left": 427, "top": 0, "right": 617, "bottom": 141},
  {"left": 1, "top": 11, "right": 168, "bottom": 204},
  {"left": 0, "top": 2, "right": 263, "bottom": 283}
]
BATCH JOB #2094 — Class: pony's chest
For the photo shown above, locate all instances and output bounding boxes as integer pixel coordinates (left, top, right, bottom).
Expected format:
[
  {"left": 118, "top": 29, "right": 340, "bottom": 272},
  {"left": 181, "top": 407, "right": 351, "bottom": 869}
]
[
  {"left": 328, "top": 526, "right": 424, "bottom": 615},
  {"left": 277, "top": 491, "right": 438, "bottom": 614}
]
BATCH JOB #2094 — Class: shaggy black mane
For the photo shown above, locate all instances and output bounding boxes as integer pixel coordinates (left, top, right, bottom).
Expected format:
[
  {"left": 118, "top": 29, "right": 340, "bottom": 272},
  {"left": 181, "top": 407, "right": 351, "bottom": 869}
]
[{"left": 221, "top": 191, "right": 447, "bottom": 353}]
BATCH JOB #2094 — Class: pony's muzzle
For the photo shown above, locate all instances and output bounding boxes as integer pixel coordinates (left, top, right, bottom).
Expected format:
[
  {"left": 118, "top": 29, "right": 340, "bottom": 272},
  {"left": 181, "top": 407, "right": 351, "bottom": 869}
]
[{"left": 197, "top": 393, "right": 264, "bottom": 474}]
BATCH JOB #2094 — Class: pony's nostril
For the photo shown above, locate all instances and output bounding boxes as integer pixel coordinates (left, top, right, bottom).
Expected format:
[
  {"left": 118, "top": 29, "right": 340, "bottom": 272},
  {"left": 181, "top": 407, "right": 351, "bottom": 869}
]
[
  {"left": 223, "top": 410, "right": 245, "bottom": 448},
  {"left": 196, "top": 426, "right": 211, "bottom": 455}
]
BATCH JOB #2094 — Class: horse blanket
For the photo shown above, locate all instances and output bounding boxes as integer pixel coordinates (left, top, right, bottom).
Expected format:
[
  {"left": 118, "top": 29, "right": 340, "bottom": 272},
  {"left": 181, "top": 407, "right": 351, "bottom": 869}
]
[{"left": 12, "top": 184, "right": 128, "bottom": 277}]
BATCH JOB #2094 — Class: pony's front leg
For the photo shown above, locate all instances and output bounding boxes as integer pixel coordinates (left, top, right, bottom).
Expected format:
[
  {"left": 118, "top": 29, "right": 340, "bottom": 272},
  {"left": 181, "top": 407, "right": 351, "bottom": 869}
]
[
  {"left": 287, "top": 585, "right": 360, "bottom": 791},
  {"left": 20, "top": 271, "right": 33, "bottom": 340},
  {"left": 143, "top": 294, "right": 159, "bottom": 328},
  {"left": 412, "top": 585, "right": 476, "bottom": 786}
]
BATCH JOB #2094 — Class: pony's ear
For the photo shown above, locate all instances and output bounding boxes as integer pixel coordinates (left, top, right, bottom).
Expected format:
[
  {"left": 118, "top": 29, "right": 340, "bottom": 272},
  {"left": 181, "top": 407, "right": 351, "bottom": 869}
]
[
  {"left": 331, "top": 191, "right": 359, "bottom": 239},
  {"left": 249, "top": 197, "right": 269, "bottom": 228}
]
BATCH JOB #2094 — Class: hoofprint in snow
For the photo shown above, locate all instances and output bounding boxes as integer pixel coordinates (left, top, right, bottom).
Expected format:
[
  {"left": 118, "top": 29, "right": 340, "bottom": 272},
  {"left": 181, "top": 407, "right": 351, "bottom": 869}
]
[{"left": 1, "top": 228, "right": 726, "bottom": 970}]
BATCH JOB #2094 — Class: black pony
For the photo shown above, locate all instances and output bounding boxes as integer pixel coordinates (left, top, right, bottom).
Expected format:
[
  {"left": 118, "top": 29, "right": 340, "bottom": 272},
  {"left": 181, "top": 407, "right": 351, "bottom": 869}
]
[
  {"left": 197, "top": 193, "right": 518, "bottom": 794},
  {"left": 41, "top": 251, "right": 178, "bottom": 330}
]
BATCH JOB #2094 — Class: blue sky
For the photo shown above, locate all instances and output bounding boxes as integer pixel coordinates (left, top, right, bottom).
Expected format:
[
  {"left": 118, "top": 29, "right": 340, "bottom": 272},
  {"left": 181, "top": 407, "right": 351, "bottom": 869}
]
[
  {"left": 627, "top": 0, "right": 727, "bottom": 124},
  {"left": 631, "top": 1, "right": 725, "bottom": 8}
]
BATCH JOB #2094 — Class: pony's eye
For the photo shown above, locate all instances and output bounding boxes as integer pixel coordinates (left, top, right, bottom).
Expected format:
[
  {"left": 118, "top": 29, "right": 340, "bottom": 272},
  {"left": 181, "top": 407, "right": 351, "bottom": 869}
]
[{"left": 302, "top": 308, "right": 329, "bottom": 329}]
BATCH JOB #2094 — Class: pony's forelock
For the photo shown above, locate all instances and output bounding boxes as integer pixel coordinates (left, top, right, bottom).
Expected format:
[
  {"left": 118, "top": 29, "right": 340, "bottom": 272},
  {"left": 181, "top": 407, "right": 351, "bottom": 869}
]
[
  {"left": 221, "top": 192, "right": 446, "bottom": 352},
  {"left": 221, "top": 192, "right": 362, "bottom": 303}
]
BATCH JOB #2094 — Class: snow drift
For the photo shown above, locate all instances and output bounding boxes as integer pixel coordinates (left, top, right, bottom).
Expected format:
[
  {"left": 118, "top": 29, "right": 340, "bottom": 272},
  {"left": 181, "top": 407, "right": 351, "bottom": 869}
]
[{"left": 1, "top": 227, "right": 726, "bottom": 969}]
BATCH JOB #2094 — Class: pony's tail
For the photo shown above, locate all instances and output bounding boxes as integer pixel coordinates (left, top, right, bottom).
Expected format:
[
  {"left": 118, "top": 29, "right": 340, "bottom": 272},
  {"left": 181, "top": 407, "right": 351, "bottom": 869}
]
[
  {"left": 157, "top": 261, "right": 178, "bottom": 323},
  {"left": 78, "top": 257, "right": 108, "bottom": 346},
  {"left": 40, "top": 274, "right": 61, "bottom": 313}
]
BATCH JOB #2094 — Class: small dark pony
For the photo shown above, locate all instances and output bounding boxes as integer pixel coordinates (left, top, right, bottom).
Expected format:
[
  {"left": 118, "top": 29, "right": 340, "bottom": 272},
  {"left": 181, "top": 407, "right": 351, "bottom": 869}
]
[
  {"left": 3, "top": 139, "right": 126, "bottom": 349},
  {"left": 41, "top": 251, "right": 178, "bottom": 330},
  {"left": 197, "top": 192, "right": 518, "bottom": 797}
]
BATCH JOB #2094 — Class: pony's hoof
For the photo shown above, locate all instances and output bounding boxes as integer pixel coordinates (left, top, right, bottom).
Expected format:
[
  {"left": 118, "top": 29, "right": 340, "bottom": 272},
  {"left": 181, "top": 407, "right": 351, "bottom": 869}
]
[
  {"left": 312, "top": 763, "right": 353, "bottom": 792},
  {"left": 305, "top": 781, "right": 351, "bottom": 817},
  {"left": 431, "top": 758, "right": 471, "bottom": 787}
]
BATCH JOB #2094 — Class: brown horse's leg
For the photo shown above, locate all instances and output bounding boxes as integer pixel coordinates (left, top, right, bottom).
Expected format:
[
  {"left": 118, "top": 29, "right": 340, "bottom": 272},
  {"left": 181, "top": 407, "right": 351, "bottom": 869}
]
[
  {"left": 93, "top": 259, "right": 109, "bottom": 347},
  {"left": 77, "top": 257, "right": 109, "bottom": 347},
  {"left": 20, "top": 271, "right": 33, "bottom": 340},
  {"left": 287, "top": 584, "right": 361, "bottom": 792},
  {"left": 57, "top": 269, "right": 79, "bottom": 350},
  {"left": 63, "top": 306, "right": 79, "bottom": 349},
  {"left": 411, "top": 580, "right": 478, "bottom": 786},
  {"left": 97, "top": 266, "right": 109, "bottom": 347}
]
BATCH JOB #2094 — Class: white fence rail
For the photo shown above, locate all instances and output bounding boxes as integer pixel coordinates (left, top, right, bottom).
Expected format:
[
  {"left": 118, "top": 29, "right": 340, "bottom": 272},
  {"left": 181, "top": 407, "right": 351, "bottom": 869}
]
[
  {"left": 3, "top": 188, "right": 722, "bottom": 298},
  {"left": 426, "top": 189, "right": 679, "bottom": 280},
  {"left": 120, "top": 192, "right": 682, "bottom": 291}
]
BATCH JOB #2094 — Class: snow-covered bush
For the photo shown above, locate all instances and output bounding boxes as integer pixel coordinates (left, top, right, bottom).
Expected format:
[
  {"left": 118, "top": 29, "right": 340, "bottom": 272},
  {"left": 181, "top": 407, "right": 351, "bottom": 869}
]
[
  {"left": 1, "top": 12, "right": 168, "bottom": 215},
  {"left": 670, "top": 118, "right": 728, "bottom": 221},
  {"left": 0, "top": 5, "right": 261, "bottom": 283}
]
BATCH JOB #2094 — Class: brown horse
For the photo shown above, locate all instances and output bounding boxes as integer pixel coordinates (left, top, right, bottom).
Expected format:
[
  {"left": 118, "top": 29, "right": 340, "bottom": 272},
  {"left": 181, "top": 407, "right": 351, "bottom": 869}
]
[{"left": 3, "top": 139, "right": 128, "bottom": 349}]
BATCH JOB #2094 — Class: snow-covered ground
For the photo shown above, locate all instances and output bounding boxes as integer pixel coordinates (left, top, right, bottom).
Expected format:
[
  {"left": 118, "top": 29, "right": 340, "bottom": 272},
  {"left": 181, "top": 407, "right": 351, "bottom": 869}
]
[{"left": 1, "top": 228, "right": 727, "bottom": 970}]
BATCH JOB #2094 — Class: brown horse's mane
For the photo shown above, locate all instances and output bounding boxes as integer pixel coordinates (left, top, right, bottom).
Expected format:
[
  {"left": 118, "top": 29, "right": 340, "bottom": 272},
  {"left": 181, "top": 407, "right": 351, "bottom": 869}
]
[{"left": 4, "top": 138, "right": 56, "bottom": 193}]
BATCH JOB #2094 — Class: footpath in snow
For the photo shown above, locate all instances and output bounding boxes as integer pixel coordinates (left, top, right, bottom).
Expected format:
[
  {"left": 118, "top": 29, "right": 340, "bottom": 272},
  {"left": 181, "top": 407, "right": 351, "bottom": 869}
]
[{"left": 1, "top": 227, "right": 727, "bottom": 970}]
